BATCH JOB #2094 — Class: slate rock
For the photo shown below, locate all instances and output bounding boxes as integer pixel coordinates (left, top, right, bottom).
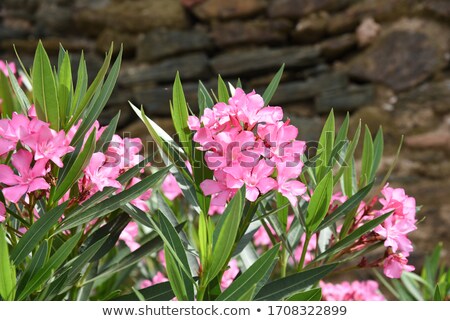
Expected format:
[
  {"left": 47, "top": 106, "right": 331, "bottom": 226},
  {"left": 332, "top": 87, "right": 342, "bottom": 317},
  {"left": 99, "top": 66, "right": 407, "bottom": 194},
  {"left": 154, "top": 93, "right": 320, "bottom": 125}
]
[
  {"left": 315, "top": 84, "right": 375, "bottom": 113},
  {"left": 192, "top": 0, "right": 267, "bottom": 20},
  {"left": 136, "top": 28, "right": 212, "bottom": 63},
  {"left": 346, "top": 19, "right": 450, "bottom": 91},
  {"left": 268, "top": 0, "right": 352, "bottom": 19},
  {"left": 211, "top": 46, "right": 322, "bottom": 77},
  {"left": 120, "top": 53, "right": 211, "bottom": 86}
]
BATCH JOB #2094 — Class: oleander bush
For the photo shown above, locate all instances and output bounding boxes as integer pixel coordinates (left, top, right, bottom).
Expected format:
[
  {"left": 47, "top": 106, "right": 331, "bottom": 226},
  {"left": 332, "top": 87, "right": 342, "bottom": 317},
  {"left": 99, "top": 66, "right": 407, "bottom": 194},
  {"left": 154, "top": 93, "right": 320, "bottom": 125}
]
[{"left": 0, "top": 43, "right": 448, "bottom": 301}]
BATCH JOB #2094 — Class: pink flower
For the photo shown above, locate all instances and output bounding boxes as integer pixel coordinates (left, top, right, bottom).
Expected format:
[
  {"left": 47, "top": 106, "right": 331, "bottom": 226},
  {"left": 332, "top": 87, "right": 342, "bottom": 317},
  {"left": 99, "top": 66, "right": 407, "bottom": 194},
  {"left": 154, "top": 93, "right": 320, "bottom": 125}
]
[
  {"left": 83, "top": 152, "right": 121, "bottom": 193},
  {"left": 383, "top": 253, "right": 415, "bottom": 278},
  {"left": 119, "top": 222, "right": 140, "bottom": 251},
  {"left": 0, "top": 202, "right": 5, "bottom": 222},
  {"left": 220, "top": 259, "right": 239, "bottom": 291},
  {"left": 0, "top": 61, "right": 16, "bottom": 76},
  {"left": 105, "top": 135, "right": 143, "bottom": 170},
  {"left": 160, "top": 173, "right": 182, "bottom": 201},
  {"left": 276, "top": 163, "right": 306, "bottom": 207},
  {"left": 224, "top": 159, "right": 277, "bottom": 202},
  {"left": 200, "top": 170, "right": 236, "bottom": 208},
  {"left": 320, "top": 280, "right": 385, "bottom": 301},
  {"left": 0, "top": 149, "right": 50, "bottom": 203},
  {"left": 22, "top": 126, "right": 74, "bottom": 167},
  {"left": 374, "top": 216, "right": 414, "bottom": 254}
]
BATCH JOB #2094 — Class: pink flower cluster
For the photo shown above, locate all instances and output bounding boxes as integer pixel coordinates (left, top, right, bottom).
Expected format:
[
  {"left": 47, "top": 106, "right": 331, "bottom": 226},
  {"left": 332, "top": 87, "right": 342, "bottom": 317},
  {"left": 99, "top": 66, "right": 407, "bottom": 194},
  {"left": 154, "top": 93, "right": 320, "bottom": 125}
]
[
  {"left": 375, "top": 185, "right": 416, "bottom": 278},
  {"left": 188, "top": 88, "right": 306, "bottom": 212},
  {"left": 0, "top": 111, "right": 74, "bottom": 203},
  {"left": 320, "top": 280, "right": 385, "bottom": 301}
]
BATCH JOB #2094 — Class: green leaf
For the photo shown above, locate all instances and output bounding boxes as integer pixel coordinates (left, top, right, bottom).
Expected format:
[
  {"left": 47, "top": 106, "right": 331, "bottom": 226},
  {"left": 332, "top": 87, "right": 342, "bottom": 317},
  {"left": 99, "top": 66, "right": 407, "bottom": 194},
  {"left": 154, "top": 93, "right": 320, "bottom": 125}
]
[
  {"left": 0, "top": 225, "right": 16, "bottom": 300},
  {"left": 314, "top": 212, "right": 391, "bottom": 261},
  {"left": 65, "top": 236, "right": 108, "bottom": 284},
  {"left": 113, "top": 281, "right": 175, "bottom": 301},
  {"left": 69, "top": 46, "right": 122, "bottom": 146},
  {"left": 82, "top": 213, "right": 130, "bottom": 262},
  {"left": 287, "top": 288, "right": 322, "bottom": 301},
  {"left": 50, "top": 128, "right": 96, "bottom": 204},
  {"left": 207, "top": 188, "right": 245, "bottom": 283},
  {"left": 371, "top": 126, "right": 384, "bottom": 182},
  {"left": 335, "top": 112, "right": 349, "bottom": 148},
  {"left": 360, "top": 125, "right": 374, "bottom": 187},
  {"left": 17, "top": 241, "right": 48, "bottom": 296},
  {"left": 18, "top": 232, "right": 82, "bottom": 300},
  {"left": 217, "top": 75, "right": 230, "bottom": 103},
  {"left": 236, "top": 285, "right": 257, "bottom": 301},
  {"left": 317, "top": 181, "right": 374, "bottom": 231},
  {"left": 171, "top": 72, "right": 191, "bottom": 156},
  {"left": 67, "top": 44, "right": 114, "bottom": 129},
  {"left": 316, "top": 110, "right": 335, "bottom": 180},
  {"left": 32, "top": 41, "right": 60, "bottom": 130},
  {"left": 262, "top": 64, "right": 284, "bottom": 106},
  {"left": 6, "top": 64, "right": 30, "bottom": 115},
  {"left": 0, "top": 72, "right": 15, "bottom": 117},
  {"left": 255, "top": 264, "right": 337, "bottom": 301},
  {"left": 335, "top": 120, "right": 361, "bottom": 190},
  {"left": 96, "top": 111, "right": 120, "bottom": 153},
  {"left": 57, "top": 167, "right": 170, "bottom": 232},
  {"left": 217, "top": 244, "right": 280, "bottom": 301},
  {"left": 70, "top": 51, "right": 87, "bottom": 117},
  {"left": 157, "top": 211, "right": 194, "bottom": 301},
  {"left": 306, "top": 171, "right": 333, "bottom": 233},
  {"left": 198, "top": 80, "right": 214, "bottom": 114},
  {"left": 57, "top": 50, "right": 73, "bottom": 127},
  {"left": 11, "top": 203, "right": 67, "bottom": 265}
]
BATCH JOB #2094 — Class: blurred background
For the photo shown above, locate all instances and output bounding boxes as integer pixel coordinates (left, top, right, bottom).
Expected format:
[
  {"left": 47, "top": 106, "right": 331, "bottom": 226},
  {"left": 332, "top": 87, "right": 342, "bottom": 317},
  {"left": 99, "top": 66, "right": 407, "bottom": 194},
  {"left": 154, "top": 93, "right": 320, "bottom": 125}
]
[{"left": 0, "top": 0, "right": 448, "bottom": 265}]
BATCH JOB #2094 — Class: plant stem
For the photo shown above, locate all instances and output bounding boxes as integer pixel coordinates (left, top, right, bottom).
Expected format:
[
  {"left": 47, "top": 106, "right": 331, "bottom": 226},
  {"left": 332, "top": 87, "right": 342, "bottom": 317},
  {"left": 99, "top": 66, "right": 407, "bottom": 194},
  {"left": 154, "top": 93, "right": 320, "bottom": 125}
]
[{"left": 297, "top": 233, "right": 311, "bottom": 272}]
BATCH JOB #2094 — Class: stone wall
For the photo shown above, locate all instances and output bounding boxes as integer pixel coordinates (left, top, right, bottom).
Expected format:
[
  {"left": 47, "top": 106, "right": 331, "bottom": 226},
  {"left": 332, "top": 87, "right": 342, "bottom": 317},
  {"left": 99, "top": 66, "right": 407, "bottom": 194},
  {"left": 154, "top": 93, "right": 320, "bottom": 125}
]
[{"left": 0, "top": 0, "right": 449, "bottom": 263}]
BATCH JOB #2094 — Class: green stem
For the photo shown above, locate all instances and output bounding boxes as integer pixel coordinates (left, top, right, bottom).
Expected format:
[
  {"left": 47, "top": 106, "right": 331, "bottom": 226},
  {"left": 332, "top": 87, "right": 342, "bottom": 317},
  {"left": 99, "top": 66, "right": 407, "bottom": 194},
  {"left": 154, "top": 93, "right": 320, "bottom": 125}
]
[{"left": 297, "top": 233, "right": 311, "bottom": 272}]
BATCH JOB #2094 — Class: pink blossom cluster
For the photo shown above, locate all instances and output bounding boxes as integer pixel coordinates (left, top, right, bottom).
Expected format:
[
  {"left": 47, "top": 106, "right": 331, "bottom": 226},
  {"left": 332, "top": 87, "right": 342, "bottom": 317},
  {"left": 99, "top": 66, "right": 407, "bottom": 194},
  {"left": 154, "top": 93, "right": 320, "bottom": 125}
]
[
  {"left": 188, "top": 88, "right": 307, "bottom": 212},
  {"left": 0, "top": 107, "right": 152, "bottom": 253},
  {"left": 374, "top": 185, "right": 417, "bottom": 278},
  {"left": 0, "top": 111, "right": 74, "bottom": 203},
  {"left": 320, "top": 280, "right": 385, "bottom": 301}
]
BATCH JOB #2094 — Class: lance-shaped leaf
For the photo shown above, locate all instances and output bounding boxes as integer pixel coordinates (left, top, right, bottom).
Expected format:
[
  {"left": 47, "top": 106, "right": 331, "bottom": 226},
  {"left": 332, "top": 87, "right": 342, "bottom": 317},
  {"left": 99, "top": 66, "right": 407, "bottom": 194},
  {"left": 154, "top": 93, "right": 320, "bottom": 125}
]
[
  {"left": 306, "top": 171, "right": 333, "bottom": 234},
  {"left": 207, "top": 188, "right": 245, "bottom": 284},
  {"left": 287, "top": 288, "right": 322, "bottom": 301},
  {"left": 113, "top": 281, "right": 175, "bottom": 301},
  {"left": 254, "top": 263, "right": 337, "bottom": 301},
  {"left": 0, "top": 225, "right": 16, "bottom": 300},
  {"left": 262, "top": 64, "right": 284, "bottom": 106},
  {"left": 217, "top": 74, "right": 230, "bottom": 102},
  {"left": 32, "top": 41, "right": 60, "bottom": 130},
  {"left": 217, "top": 244, "right": 280, "bottom": 301},
  {"left": 170, "top": 72, "right": 191, "bottom": 156}
]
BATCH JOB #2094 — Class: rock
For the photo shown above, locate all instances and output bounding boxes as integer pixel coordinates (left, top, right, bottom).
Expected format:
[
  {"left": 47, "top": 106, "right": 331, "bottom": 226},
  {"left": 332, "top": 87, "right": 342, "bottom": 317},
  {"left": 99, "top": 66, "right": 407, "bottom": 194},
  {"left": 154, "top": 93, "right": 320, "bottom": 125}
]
[
  {"left": 395, "top": 79, "right": 450, "bottom": 115},
  {"left": 211, "top": 19, "right": 291, "bottom": 48},
  {"left": 134, "top": 83, "right": 200, "bottom": 116},
  {"left": 35, "top": 4, "right": 73, "bottom": 36},
  {"left": 315, "top": 84, "right": 375, "bottom": 113},
  {"left": 136, "top": 28, "right": 212, "bottom": 63},
  {"left": 346, "top": 19, "right": 450, "bottom": 92},
  {"left": 327, "top": 0, "right": 416, "bottom": 36},
  {"left": 0, "top": 24, "right": 31, "bottom": 40},
  {"left": 268, "top": 0, "right": 352, "bottom": 19},
  {"left": 181, "top": 0, "right": 206, "bottom": 8},
  {"left": 96, "top": 29, "right": 137, "bottom": 56},
  {"left": 292, "top": 12, "right": 329, "bottom": 44},
  {"left": 74, "top": 0, "right": 190, "bottom": 34},
  {"left": 192, "top": 0, "right": 267, "bottom": 20},
  {"left": 316, "top": 33, "right": 356, "bottom": 60},
  {"left": 211, "top": 46, "right": 322, "bottom": 77},
  {"left": 261, "top": 73, "right": 348, "bottom": 105},
  {"left": 1, "top": 38, "right": 95, "bottom": 54},
  {"left": 405, "top": 124, "right": 450, "bottom": 151},
  {"left": 98, "top": 103, "right": 133, "bottom": 129},
  {"left": 120, "top": 53, "right": 211, "bottom": 86},
  {"left": 356, "top": 17, "right": 381, "bottom": 47},
  {"left": 421, "top": 0, "right": 450, "bottom": 20}
]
